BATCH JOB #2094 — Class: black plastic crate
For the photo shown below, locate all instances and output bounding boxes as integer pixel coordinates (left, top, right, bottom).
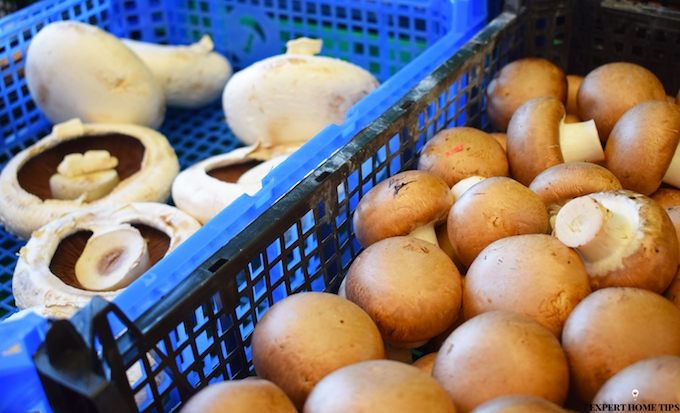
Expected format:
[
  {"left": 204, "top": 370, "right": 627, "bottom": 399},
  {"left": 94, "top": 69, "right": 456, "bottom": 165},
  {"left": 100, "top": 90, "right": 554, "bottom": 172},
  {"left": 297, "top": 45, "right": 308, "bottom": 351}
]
[{"left": 31, "top": 0, "right": 680, "bottom": 412}]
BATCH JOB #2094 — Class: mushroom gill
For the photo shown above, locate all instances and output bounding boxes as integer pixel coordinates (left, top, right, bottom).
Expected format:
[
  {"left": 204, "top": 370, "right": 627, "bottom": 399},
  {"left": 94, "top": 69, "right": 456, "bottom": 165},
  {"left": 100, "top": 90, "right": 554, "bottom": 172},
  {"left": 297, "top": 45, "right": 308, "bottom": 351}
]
[{"left": 17, "top": 133, "right": 145, "bottom": 200}]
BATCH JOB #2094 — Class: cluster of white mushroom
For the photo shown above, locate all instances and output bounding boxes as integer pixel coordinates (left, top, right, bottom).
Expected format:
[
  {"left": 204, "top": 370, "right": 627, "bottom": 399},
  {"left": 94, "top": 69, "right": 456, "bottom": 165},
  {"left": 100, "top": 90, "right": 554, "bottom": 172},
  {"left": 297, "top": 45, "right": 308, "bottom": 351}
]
[
  {"left": 174, "top": 58, "right": 680, "bottom": 412},
  {"left": 1, "top": 21, "right": 381, "bottom": 321}
]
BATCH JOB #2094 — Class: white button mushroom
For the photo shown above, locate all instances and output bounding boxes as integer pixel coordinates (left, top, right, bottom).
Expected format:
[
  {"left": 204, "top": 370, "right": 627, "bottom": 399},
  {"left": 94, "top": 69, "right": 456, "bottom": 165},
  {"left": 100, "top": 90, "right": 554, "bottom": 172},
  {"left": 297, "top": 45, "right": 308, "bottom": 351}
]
[
  {"left": 222, "top": 37, "right": 380, "bottom": 150},
  {"left": 0, "top": 119, "right": 180, "bottom": 239},
  {"left": 25, "top": 21, "right": 165, "bottom": 129},
  {"left": 121, "top": 35, "right": 233, "bottom": 109}
]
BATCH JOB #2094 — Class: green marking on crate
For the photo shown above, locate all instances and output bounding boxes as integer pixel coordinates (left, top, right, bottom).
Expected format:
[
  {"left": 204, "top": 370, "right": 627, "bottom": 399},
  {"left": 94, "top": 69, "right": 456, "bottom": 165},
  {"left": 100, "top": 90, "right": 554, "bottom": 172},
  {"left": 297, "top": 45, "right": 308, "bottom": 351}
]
[
  {"left": 338, "top": 40, "right": 348, "bottom": 52},
  {"left": 370, "top": 61, "right": 380, "bottom": 73}
]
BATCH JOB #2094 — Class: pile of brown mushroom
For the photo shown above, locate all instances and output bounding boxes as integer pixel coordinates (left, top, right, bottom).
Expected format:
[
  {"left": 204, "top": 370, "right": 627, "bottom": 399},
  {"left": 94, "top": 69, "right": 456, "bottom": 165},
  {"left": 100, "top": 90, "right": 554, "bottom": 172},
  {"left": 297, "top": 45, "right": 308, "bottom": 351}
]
[{"left": 179, "top": 58, "right": 680, "bottom": 413}]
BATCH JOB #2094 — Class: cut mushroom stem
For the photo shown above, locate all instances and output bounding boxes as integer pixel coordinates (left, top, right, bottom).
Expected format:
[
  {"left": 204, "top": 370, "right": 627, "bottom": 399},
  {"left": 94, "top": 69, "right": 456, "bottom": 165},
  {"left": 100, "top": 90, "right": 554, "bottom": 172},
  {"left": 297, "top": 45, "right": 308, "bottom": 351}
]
[
  {"left": 553, "top": 196, "right": 636, "bottom": 274},
  {"left": 285, "top": 37, "right": 323, "bottom": 55},
  {"left": 75, "top": 224, "right": 151, "bottom": 291},
  {"left": 406, "top": 221, "right": 439, "bottom": 247},
  {"left": 558, "top": 117, "right": 604, "bottom": 163},
  {"left": 451, "top": 176, "right": 486, "bottom": 201},
  {"left": 50, "top": 150, "right": 120, "bottom": 201},
  {"left": 663, "top": 144, "right": 680, "bottom": 189}
]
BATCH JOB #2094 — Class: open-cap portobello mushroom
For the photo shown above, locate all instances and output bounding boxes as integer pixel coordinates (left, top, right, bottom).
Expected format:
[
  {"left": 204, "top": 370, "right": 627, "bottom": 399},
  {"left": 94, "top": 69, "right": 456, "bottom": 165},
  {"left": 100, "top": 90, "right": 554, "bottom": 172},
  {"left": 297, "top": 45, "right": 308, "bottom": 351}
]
[
  {"left": 222, "top": 37, "right": 379, "bottom": 150},
  {"left": 12, "top": 202, "right": 201, "bottom": 318},
  {"left": 0, "top": 118, "right": 180, "bottom": 239},
  {"left": 171, "top": 143, "right": 295, "bottom": 224}
]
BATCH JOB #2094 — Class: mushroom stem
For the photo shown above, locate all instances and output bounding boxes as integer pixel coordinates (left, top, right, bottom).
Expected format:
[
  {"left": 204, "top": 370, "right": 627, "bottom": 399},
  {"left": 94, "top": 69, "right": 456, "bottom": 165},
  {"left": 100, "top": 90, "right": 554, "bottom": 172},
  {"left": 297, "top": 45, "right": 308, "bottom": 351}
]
[
  {"left": 559, "top": 118, "right": 604, "bottom": 163},
  {"left": 407, "top": 222, "right": 440, "bottom": 247},
  {"left": 50, "top": 150, "right": 120, "bottom": 201},
  {"left": 285, "top": 37, "right": 323, "bottom": 55},
  {"left": 663, "top": 144, "right": 680, "bottom": 189},
  {"left": 75, "top": 224, "right": 151, "bottom": 291},
  {"left": 553, "top": 196, "right": 636, "bottom": 274},
  {"left": 451, "top": 176, "right": 486, "bottom": 201}
]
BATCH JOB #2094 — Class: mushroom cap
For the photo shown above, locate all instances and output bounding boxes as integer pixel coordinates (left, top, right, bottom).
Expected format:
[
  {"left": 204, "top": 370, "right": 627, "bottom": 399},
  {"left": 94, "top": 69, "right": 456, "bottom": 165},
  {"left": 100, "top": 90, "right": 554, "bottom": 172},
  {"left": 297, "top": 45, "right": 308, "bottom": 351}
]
[
  {"left": 663, "top": 206, "right": 680, "bottom": 310},
  {"left": 447, "top": 176, "right": 550, "bottom": 268},
  {"left": 417, "top": 126, "right": 508, "bottom": 187},
  {"left": 352, "top": 170, "right": 454, "bottom": 247},
  {"left": 222, "top": 53, "right": 379, "bottom": 148},
  {"left": 0, "top": 119, "right": 180, "bottom": 239},
  {"left": 592, "top": 355, "right": 680, "bottom": 405},
  {"left": 171, "top": 144, "right": 294, "bottom": 225},
  {"left": 561, "top": 287, "right": 680, "bottom": 403},
  {"left": 577, "top": 62, "right": 667, "bottom": 142},
  {"left": 489, "top": 132, "right": 507, "bottom": 152},
  {"left": 345, "top": 236, "right": 463, "bottom": 344},
  {"left": 302, "top": 359, "right": 457, "bottom": 413},
  {"left": 651, "top": 187, "right": 680, "bottom": 209},
  {"left": 506, "top": 96, "right": 566, "bottom": 186},
  {"left": 180, "top": 378, "right": 297, "bottom": 413},
  {"left": 555, "top": 190, "right": 679, "bottom": 293},
  {"left": 412, "top": 352, "right": 438, "bottom": 375},
  {"left": 486, "top": 57, "right": 567, "bottom": 131},
  {"left": 470, "top": 395, "right": 569, "bottom": 413},
  {"left": 463, "top": 234, "right": 591, "bottom": 339},
  {"left": 604, "top": 100, "right": 680, "bottom": 196},
  {"left": 528, "top": 162, "right": 622, "bottom": 208},
  {"left": 251, "top": 292, "right": 385, "bottom": 410},
  {"left": 432, "top": 310, "right": 570, "bottom": 413},
  {"left": 565, "top": 74, "right": 584, "bottom": 117},
  {"left": 25, "top": 21, "right": 165, "bottom": 129},
  {"left": 12, "top": 202, "right": 201, "bottom": 315}
]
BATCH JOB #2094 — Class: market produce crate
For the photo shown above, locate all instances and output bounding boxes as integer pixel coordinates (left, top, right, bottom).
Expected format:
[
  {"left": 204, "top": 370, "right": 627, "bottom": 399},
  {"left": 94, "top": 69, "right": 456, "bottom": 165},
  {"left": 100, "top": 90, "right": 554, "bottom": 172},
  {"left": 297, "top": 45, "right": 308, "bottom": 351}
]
[{"left": 4, "top": 0, "right": 680, "bottom": 412}]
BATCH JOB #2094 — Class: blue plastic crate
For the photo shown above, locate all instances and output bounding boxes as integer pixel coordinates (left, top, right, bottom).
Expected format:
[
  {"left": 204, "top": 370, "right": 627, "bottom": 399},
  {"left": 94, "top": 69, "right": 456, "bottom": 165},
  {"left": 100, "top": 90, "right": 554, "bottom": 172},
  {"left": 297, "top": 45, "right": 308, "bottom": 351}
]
[{"left": 0, "top": 0, "right": 490, "bottom": 411}]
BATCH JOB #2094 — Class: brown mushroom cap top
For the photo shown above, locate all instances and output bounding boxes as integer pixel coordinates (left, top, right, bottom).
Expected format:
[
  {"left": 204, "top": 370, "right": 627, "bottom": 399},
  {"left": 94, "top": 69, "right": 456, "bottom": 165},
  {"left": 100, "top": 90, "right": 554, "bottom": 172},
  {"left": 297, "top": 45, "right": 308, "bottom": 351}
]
[
  {"left": 470, "top": 394, "right": 569, "bottom": 413},
  {"left": 577, "top": 62, "right": 667, "bottom": 142},
  {"left": 251, "top": 292, "right": 385, "bottom": 410},
  {"left": 303, "top": 359, "right": 457, "bottom": 413},
  {"left": 561, "top": 287, "right": 680, "bottom": 403},
  {"left": 604, "top": 100, "right": 680, "bottom": 196},
  {"left": 506, "top": 96, "right": 566, "bottom": 186},
  {"left": 528, "top": 162, "right": 622, "bottom": 208},
  {"left": 447, "top": 176, "right": 550, "bottom": 268},
  {"left": 663, "top": 206, "right": 680, "bottom": 310},
  {"left": 566, "top": 74, "right": 584, "bottom": 117},
  {"left": 352, "top": 170, "right": 454, "bottom": 247},
  {"left": 486, "top": 57, "right": 567, "bottom": 132},
  {"left": 417, "top": 126, "right": 508, "bottom": 187},
  {"left": 651, "top": 187, "right": 680, "bottom": 209},
  {"left": 179, "top": 378, "right": 298, "bottom": 413},
  {"left": 345, "top": 236, "right": 463, "bottom": 344},
  {"left": 592, "top": 355, "right": 680, "bottom": 405},
  {"left": 412, "top": 352, "right": 438, "bottom": 375},
  {"left": 432, "top": 310, "right": 570, "bottom": 413},
  {"left": 463, "top": 234, "right": 591, "bottom": 339}
]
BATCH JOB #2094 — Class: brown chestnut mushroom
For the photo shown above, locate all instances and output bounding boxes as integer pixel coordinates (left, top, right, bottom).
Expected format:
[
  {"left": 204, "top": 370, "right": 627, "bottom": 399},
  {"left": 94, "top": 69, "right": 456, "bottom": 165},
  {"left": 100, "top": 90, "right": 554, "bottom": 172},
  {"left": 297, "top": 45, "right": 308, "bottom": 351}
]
[
  {"left": 432, "top": 310, "right": 570, "bottom": 413},
  {"left": 561, "top": 287, "right": 680, "bottom": 403},
  {"left": 553, "top": 190, "right": 679, "bottom": 293},
  {"left": 486, "top": 57, "right": 567, "bottom": 131},
  {"left": 0, "top": 118, "right": 180, "bottom": 239},
  {"left": 663, "top": 206, "right": 680, "bottom": 310},
  {"left": 651, "top": 187, "right": 680, "bottom": 209},
  {"left": 470, "top": 395, "right": 569, "bottom": 413},
  {"left": 577, "top": 62, "right": 667, "bottom": 143},
  {"left": 592, "top": 355, "right": 680, "bottom": 405},
  {"left": 344, "top": 236, "right": 463, "bottom": 349},
  {"left": 303, "top": 360, "right": 457, "bottom": 413},
  {"left": 251, "top": 292, "right": 385, "bottom": 410},
  {"left": 604, "top": 99, "right": 680, "bottom": 196},
  {"left": 417, "top": 126, "right": 508, "bottom": 187},
  {"left": 506, "top": 96, "right": 604, "bottom": 186},
  {"left": 447, "top": 176, "right": 550, "bottom": 269},
  {"left": 352, "top": 170, "right": 454, "bottom": 247},
  {"left": 463, "top": 234, "right": 591, "bottom": 339},
  {"left": 179, "top": 378, "right": 298, "bottom": 413},
  {"left": 12, "top": 202, "right": 201, "bottom": 318}
]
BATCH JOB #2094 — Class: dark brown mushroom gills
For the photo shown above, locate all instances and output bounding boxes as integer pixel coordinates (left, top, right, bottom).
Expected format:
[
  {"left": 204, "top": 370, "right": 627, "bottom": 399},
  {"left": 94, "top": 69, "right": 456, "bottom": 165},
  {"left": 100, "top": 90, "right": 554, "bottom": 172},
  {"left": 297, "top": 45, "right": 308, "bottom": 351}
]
[
  {"left": 17, "top": 134, "right": 144, "bottom": 200},
  {"left": 49, "top": 223, "right": 170, "bottom": 290},
  {"left": 207, "top": 159, "right": 263, "bottom": 182}
]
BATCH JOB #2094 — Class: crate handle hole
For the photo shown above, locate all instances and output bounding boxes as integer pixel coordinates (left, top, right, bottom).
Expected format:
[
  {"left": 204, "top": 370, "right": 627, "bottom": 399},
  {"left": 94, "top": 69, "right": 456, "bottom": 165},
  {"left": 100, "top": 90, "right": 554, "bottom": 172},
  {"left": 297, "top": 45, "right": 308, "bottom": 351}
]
[
  {"left": 208, "top": 258, "right": 229, "bottom": 273},
  {"left": 400, "top": 100, "right": 415, "bottom": 110}
]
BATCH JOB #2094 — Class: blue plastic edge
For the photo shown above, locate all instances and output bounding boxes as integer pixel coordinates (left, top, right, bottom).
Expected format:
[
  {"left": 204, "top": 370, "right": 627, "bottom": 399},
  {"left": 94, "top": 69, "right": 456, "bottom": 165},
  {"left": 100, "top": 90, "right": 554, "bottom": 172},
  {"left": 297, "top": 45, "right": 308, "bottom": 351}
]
[{"left": 0, "top": 313, "right": 52, "bottom": 413}]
